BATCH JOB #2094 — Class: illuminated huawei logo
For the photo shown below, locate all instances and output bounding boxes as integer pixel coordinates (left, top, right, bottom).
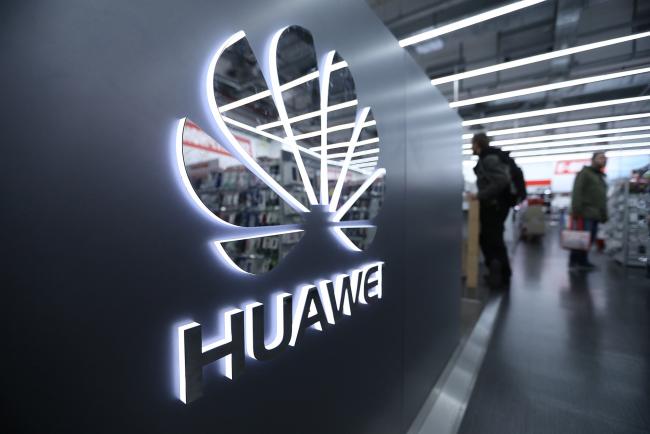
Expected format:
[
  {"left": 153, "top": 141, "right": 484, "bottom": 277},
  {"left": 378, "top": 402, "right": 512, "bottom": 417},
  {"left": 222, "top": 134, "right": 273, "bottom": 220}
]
[
  {"left": 175, "top": 27, "right": 386, "bottom": 404},
  {"left": 176, "top": 27, "right": 385, "bottom": 274}
]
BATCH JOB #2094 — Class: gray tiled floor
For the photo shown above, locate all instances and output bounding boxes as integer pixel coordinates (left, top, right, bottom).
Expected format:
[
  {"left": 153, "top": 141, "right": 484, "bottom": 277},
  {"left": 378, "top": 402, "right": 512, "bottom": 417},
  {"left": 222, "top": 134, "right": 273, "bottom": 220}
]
[{"left": 459, "top": 231, "right": 650, "bottom": 434}]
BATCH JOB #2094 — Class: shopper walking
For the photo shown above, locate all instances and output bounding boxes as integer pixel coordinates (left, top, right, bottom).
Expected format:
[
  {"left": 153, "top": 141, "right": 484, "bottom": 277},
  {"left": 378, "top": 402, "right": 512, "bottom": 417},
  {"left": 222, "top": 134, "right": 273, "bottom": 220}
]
[
  {"left": 468, "top": 133, "right": 513, "bottom": 289},
  {"left": 569, "top": 152, "right": 608, "bottom": 269}
]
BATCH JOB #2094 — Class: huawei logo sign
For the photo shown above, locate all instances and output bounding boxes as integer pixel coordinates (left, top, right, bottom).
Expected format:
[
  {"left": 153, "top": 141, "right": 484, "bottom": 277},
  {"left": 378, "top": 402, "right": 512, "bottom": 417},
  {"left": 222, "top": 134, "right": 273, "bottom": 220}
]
[
  {"left": 176, "top": 27, "right": 385, "bottom": 274},
  {"left": 175, "top": 27, "right": 385, "bottom": 404}
]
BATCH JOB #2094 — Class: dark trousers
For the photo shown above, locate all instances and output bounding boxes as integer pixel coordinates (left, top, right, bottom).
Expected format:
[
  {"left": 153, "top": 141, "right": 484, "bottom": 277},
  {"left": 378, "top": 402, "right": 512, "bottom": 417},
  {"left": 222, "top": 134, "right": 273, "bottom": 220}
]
[
  {"left": 569, "top": 218, "right": 598, "bottom": 265},
  {"left": 479, "top": 202, "right": 512, "bottom": 279}
]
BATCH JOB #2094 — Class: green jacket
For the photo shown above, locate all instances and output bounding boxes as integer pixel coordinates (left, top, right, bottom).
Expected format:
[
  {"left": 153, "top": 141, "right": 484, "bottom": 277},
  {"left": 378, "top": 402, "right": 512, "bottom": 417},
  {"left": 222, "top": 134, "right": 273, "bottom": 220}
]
[{"left": 571, "top": 166, "right": 607, "bottom": 222}]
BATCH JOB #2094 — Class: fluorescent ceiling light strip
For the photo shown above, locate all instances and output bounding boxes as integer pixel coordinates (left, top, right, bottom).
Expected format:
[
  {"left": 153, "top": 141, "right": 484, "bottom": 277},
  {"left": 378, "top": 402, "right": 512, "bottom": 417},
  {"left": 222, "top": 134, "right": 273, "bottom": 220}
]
[
  {"left": 334, "top": 168, "right": 386, "bottom": 221},
  {"left": 606, "top": 148, "right": 650, "bottom": 157},
  {"left": 219, "top": 61, "right": 348, "bottom": 113},
  {"left": 479, "top": 112, "right": 650, "bottom": 137},
  {"left": 222, "top": 116, "right": 284, "bottom": 142},
  {"left": 346, "top": 157, "right": 379, "bottom": 165},
  {"left": 462, "top": 132, "right": 650, "bottom": 153},
  {"left": 350, "top": 162, "right": 378, "bottom": 169},
  {"left": 219, "top": 90, "right": 272, "bottom": 113},
  {"left": 328, "top": 148, "right": 379, "bottom": 159},
  {"left": 515, "top": 148, "right": 650, "bottom": 164},
  {"left": 509, "top": 142, "right": 649, "bottom": 158},
  {"left": 515, "top": 152, "right": 593, "bottom": 164},
  {"left": 294, "top": 120, "right": 376, "bottom": 141},
  {"left": 399, "top": 0, "right": 546, "bottom": 47},
  {"left": 463, "top": 148, "right": 650, "bottom": 164},
  {"left": 501, "top": 133, "right": 650, "bottom": 151},
  {"left": 281, "top": 60, "right": 348, "bottom": 91},
  {"left": 310, "top": 137, "right": 379, "bottom": 152},
  {"left": 450, "top": 66, "right": 650, "bottom": 108},
  {"left": 285, "top": 70, "right": 319, "bottom": 90},
  {"left": 462, "top": 125, "right": 650, "bottom": 148},
  {"left": 462, "top": 95, "right": 650, "bottom": 126},
  {"left": 434, "top": 32, "right": 650, "bottom": 86},
  {"left": 350, "top": 156, "right": 380, "bottom": 162},
  {"left": 257, "top": 99, "right": 358, "bottom": 131}
]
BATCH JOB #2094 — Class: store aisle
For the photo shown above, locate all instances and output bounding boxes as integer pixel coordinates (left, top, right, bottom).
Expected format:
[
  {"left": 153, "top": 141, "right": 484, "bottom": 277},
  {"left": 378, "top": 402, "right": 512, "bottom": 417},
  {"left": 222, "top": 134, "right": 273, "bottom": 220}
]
[{"left": 458, "top": 228, "right": 650, "bottom": 434}]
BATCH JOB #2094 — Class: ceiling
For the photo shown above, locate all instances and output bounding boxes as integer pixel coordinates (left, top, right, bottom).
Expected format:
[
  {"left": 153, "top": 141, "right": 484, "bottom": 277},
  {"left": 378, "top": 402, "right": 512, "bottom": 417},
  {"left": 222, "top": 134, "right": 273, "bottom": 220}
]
[
  {"left": 367, "top": 0, "right": 650, "bottom": 156},
  {"left": 211, "top": 1, "right": 650, "bottom": 168}
]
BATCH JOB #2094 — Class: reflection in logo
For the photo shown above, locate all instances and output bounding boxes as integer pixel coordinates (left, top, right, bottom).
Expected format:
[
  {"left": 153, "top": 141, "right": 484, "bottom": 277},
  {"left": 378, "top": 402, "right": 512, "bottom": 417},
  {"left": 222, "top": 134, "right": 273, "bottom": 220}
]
[{"left": 176, "top": 26, "right": 385, "bottom": 274}]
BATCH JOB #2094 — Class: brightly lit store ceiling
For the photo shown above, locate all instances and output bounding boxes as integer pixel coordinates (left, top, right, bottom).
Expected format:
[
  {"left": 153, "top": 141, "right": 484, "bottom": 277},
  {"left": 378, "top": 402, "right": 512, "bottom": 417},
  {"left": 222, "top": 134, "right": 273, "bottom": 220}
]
[{"left": 368, "top": 0, "right": 650, "bottom": 164}]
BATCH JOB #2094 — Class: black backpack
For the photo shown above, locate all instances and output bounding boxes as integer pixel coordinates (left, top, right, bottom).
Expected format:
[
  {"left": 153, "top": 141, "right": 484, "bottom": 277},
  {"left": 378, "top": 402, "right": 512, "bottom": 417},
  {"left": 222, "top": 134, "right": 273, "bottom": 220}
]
[{"left": 493, "top": 148, "right": 527, "bottom": 207}]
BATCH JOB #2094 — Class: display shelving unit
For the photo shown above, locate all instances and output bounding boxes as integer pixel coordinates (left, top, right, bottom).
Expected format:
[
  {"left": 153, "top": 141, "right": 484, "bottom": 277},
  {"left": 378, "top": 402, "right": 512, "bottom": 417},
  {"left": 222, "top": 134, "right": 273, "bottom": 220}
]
[
  {"left": 606, "top": 178, "right": 649, "bottom": 268},
  {"left": 188, "top": 152, "right": 383, "bottom": 273}
]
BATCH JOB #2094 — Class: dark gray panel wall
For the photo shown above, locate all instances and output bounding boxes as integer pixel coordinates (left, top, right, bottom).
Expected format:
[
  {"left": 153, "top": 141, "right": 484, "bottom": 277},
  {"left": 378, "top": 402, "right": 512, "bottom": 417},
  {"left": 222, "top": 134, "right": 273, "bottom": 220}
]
[{"left": 1, "top": 0, "right": 462, "bottom": 433}]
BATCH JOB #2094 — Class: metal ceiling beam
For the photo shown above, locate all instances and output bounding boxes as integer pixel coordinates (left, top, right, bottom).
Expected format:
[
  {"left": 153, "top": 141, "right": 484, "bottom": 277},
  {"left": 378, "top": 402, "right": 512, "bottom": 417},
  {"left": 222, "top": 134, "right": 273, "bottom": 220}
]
[{"left": 549, "top": 0, "right": 583, "bottom": 76}]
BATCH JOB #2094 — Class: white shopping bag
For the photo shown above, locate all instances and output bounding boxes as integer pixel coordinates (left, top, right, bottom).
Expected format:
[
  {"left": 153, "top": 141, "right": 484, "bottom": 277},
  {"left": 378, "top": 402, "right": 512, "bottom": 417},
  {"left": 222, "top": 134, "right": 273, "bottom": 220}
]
[
  {"left": 561, "top": 229, "right": 591, "bottom": 250},
  {"left": 560, "top": 217, "right": 591, "bottom": 251}
]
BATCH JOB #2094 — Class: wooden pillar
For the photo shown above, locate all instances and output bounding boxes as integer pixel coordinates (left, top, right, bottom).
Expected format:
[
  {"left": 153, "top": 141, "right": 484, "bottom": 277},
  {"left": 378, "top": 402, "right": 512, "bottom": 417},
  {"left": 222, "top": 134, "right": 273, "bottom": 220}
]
[{"left": 465, "top": 199, "right": 480, "bottom": 294}]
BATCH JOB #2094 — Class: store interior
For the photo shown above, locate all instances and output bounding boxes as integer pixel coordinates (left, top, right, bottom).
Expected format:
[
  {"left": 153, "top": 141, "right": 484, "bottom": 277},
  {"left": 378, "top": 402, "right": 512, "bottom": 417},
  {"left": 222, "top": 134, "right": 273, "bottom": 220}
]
[
  {"left": 3, "top": 0, "right": 649, "bottom": 434},
  {"left": 368, "top": 0, "right": 650, "bottom": 433}
]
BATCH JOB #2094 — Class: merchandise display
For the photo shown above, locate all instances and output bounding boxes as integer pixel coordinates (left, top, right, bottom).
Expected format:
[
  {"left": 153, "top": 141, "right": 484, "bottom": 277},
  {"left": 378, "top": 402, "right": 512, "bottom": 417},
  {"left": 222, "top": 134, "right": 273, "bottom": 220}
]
[
  {"left": 185, "top": 137, "right": 384, "bottom": 273},
  {"left": 606, "top": 177, "right": 649, "bottom": 267}
]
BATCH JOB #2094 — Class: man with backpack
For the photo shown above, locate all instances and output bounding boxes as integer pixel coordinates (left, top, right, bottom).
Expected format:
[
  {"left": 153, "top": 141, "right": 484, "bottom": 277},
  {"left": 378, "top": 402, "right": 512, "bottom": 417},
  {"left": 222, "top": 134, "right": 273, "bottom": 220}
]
[{"left": 467, "top": 133, "right": 526, "bottom": 289}]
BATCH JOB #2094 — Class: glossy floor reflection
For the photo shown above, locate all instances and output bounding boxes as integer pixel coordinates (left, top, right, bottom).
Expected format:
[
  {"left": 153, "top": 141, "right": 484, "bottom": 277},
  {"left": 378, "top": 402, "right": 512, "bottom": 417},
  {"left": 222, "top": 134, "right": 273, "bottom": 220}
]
[{"left": 458, "top": 229, "right": 650, "bottom": 434}]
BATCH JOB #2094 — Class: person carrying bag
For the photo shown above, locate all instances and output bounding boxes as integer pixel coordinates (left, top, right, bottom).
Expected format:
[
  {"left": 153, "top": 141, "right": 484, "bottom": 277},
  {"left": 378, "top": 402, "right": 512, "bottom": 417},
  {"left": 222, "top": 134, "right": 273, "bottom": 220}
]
[{"left": 567, "top": 152, "right": 608, "bottom": 270}]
